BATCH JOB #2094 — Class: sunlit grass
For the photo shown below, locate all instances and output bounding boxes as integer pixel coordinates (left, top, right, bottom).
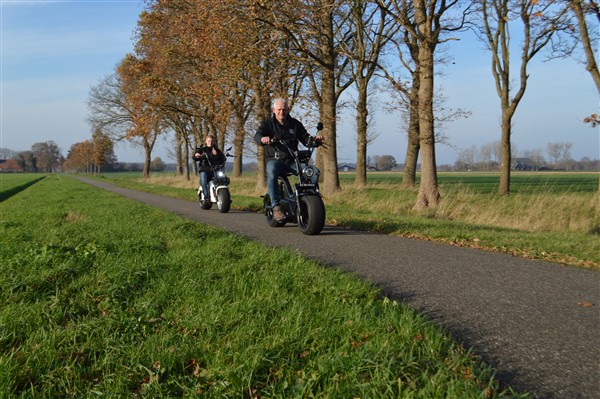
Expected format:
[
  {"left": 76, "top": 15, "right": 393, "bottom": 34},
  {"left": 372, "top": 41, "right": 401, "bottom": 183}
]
[
  {"left": 0, "top": 174, "right": 526, "bottom": 397},
  {"left": 0, "top": 173, "right": 47, "bottom": 201}
]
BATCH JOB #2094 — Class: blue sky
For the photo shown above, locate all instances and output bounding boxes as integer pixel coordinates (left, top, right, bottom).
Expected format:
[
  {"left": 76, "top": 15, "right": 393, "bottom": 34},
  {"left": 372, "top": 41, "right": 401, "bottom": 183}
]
[{"left": 1, "top": 0, "right": 599, "bottom": 165}]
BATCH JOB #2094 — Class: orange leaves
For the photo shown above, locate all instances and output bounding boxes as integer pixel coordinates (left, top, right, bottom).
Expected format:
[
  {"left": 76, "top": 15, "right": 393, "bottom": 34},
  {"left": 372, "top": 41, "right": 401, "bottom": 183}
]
[
  {"left": 583, "top": 113, "right": 599, "bottom": 127},
  {"left": 187, "top": 358, "right": 204, "bottom": 378},
  {"left": 350, "top": 333, "right": 370, "bottom": 349},
  {"left": 577, "top": 301, "right": 594, "bottom": 307}
]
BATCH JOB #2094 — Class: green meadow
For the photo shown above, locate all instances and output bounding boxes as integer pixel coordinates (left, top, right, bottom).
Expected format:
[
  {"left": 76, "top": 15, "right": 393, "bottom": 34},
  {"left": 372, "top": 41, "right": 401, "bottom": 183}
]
[
  {"left": 0, "top": 174, "right": 529, "bottom": 397},
  {"left": 0, "top": 173, "right": 47, "bottom": 202}
]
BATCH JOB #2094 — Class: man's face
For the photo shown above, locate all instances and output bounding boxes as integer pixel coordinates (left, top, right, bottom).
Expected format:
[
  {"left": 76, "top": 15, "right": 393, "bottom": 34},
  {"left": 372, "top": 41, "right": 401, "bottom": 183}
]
[
  {"left": 205, "top": 137, "right": 214, "bottom": 147},
  {"left": 273, "top": 101, "right": 289, "bottom": 124}
]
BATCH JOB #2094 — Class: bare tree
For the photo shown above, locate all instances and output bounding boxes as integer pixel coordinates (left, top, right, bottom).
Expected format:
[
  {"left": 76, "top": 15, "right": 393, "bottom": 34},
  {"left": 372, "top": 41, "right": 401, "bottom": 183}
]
[
  {"left": 552, "top": 1, "right": 600, "bottom": 93},
  {"left": 546, "top": 142, "right": 562, "bottom": 166},
  {"left": 376, "top": 0, "right": 422, "bottom": 188},
  {"left": 457, "top": 144, "right": 478, "bottom": 170},
  {"left": 0, "top": 148, "right": 17, "bottom": 160},
  {"left": 479, "top": 142, "right": 494, "bottom": 169},
  {"left": 546, "top": 141, "right": 573, "bottom": 168},
  {"left": 552, "top": 1, "right": 600, "bottom": 128},
  {"left": 384, "top": 0, "right": 470, "bottom": 208},
  {"left": 474, "top": 0, "right": 569, "bottom": 195},
  {"left": 87, "top": 74, "right": 134, "bottom": 149},
  {"left": 341, "top": 0, "right": 397, "bottom": 186},
  {"left": 523, "top": 147, "right": 546, "bottom": 168},
  {"left": 377, "top": 1, "right": 472, "bottom": 205}
]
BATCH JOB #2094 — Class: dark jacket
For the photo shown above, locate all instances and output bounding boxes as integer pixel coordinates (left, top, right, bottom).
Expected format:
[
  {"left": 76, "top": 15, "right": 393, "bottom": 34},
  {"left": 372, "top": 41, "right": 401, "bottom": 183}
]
[
  {"left": 254, "top": 114, "right": 311, "bottom": 163},
  {"left": 195, "top": 145, "right": 225, "bottom": 172}
]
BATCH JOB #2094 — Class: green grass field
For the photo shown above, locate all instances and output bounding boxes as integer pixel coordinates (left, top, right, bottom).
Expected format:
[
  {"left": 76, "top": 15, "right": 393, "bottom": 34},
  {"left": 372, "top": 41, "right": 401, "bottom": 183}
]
[
  {"left": 351, "top": 171, "right": 598, "bottom": 194},
  {"left": 0, "top": 173, "right": 47, "bottom": 202},
  {"left": 0, "top": 174, "right": 527, "bottom": 397}
]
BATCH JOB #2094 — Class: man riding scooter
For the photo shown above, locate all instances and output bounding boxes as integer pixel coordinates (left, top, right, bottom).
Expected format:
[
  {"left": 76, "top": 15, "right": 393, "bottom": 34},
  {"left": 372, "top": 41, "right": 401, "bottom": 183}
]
[{"left": 254, "top": 98, "right": 323, "bottom": 221}]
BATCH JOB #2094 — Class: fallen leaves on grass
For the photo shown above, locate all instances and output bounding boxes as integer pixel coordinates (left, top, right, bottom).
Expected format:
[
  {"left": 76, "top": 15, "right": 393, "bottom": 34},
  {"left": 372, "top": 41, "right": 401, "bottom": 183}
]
[{"left": 577, "top": 301, "right": 594, "bottom": 307}]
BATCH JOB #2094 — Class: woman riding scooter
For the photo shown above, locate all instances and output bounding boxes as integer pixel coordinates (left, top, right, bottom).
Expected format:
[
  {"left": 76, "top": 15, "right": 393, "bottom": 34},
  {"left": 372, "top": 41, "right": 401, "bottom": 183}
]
[{"left": 194, "top": 134, "right": 225, "bottom": 207}]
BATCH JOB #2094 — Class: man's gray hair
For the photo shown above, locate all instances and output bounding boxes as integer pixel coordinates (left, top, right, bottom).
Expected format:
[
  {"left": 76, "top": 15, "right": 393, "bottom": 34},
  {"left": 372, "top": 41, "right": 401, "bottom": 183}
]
[{"left": 271, "top": 97, "right": 288, "bottom": 109}]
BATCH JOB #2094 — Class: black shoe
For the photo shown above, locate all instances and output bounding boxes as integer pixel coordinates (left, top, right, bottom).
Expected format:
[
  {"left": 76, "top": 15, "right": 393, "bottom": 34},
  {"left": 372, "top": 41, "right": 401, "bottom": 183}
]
[{"left": 272, "top": 205, "right": 285, "bottom": 221}]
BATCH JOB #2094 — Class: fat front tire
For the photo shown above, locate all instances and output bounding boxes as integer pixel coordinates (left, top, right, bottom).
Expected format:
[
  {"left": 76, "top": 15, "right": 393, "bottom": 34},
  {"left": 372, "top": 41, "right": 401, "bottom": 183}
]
[
  {"left": 297, "top": 195, "right": 325, "bottom": 235},
  {"left": 217, "top": 189, "right": 231, "bottom": 213}
]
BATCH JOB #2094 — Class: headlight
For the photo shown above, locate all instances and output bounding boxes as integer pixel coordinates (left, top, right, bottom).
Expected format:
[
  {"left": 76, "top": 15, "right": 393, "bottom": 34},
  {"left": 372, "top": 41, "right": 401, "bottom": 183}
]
[
  {"left": 216, "top": 171, "right": 225, "bottom": 178},
  {"left": 302, "top": 165, "right": 319, "bottom": 179}
]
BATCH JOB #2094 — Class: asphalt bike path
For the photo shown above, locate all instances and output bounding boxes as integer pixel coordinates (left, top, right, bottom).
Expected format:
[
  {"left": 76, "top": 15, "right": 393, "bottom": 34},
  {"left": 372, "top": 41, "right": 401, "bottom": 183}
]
[{"left": 76, "top": 177, "right": 599, "bottom": 399}]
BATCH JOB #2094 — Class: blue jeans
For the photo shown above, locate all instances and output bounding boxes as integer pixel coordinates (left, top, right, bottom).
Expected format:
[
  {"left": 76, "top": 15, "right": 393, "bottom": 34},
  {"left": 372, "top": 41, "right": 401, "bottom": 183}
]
[
  {"left": 266, "top": 159, "right": 296, "bottom": 207},
  {"left": 199, "top": 171, "right": 212, "bottom": 201}
]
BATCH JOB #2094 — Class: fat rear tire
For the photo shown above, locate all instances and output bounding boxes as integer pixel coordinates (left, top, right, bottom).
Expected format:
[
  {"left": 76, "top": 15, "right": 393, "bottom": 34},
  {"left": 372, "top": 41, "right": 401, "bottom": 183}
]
[
  {"left": 199, "top": 192, "right": 212, "bottom": 210},
  {"left": 297, "top": 195, "right": 325, "bottom": 235},
  {"left": 264, "top": 196, "right": 285, "bottom": 227}
]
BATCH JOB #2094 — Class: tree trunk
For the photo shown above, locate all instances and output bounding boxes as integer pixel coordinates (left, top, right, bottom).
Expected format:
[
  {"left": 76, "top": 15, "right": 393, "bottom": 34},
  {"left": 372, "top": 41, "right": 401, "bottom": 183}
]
[
  {"left": 184, "top": 145, "right": 191, "bottom": 181},
  {"left": 254, "top": 93, "right": 270, "bottom": 194},
  {"left": 355, "top": 86, "right": 368, "bottom": 186},
  {"left": 143, "top": 146, "right": 151, "bottom": 178},
  {"left": 141, "top": 128, "right": 158, "bottom": 178},
  {"left": 232, "top": 120, "right": 245, "bottom": 178},
  {"left": 402, "top": 129, "right": 420, "bottom": 188},
  {"left": 321, "top": 72, "right": 340, "bottom": 197},
  {"left": 217, "top": 129, "right": 226, "bottom": 155},
  {"left": 402, "top": 88, "right": 420, "bottom": 188},
  {"left": 413, "top": 23, "right": 439, "bottom": 209},
  {"left": 415, "top": 139, "right": 438, "bottom": 209},
  {"left": 571, "top": 0, "right": 600, "bottom": 93},
  {"left": 498, "top": 112, "right": 513, "bottom": 195},
  {"left": 320, "top": 5, "right": 340, "bottom": 198},
  {"left": 176, "top": 131, "right": 183, "bottom": 176}
]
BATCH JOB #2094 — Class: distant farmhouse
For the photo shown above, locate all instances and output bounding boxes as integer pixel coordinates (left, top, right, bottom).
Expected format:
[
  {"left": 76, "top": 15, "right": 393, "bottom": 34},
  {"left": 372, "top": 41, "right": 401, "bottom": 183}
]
[
  {"left": 337, "top": 163, "right": 380, "bottom": 172},
  {"left": 338, "top": 163, "right": 356, "bottom": 172},
  {"left": 512, "top": 157, "right": 546, "bottom": 171}
]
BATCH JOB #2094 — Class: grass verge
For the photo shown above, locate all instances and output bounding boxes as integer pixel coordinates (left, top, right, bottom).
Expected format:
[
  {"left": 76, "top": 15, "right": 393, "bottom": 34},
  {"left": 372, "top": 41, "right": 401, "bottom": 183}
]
[
  {"left": 0, "top": 174, "right": 527, "bottom": 397},
  {"left": 0, "top": 173, "right": 47, "bottom": 202}
]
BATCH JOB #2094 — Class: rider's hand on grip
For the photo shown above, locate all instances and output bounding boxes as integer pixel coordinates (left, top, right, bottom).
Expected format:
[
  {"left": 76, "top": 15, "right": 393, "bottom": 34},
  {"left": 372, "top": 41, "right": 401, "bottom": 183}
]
[{"left": 312, "top": 135, "right": 326, "bottom": 149}]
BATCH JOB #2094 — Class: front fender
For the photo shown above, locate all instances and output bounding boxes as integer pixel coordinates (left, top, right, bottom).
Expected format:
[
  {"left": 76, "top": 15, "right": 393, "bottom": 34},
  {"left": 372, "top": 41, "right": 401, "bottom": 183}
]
[{"left": 295, "top": 184, "right": 320, "bottom": 197}]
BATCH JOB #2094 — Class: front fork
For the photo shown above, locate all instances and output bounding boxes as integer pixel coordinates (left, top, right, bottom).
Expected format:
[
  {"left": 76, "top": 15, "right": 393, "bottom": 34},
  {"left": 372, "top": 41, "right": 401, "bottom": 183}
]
[
  {"left": 211, "top": 184, "right": 230, "bottom": 202},
  {"left": 199, "top": 182, "right": 225, "bottom": 203}
]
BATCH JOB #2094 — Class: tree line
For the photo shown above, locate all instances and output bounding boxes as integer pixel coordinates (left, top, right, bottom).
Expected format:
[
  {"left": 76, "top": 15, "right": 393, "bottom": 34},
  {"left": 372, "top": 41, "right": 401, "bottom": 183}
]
[
  {"left": 57, "top": 1, "right": 600, "bottom": 206},
  {"left": 454, "top": 141, "right": 599, "bottom": 171},
  {"left": 0, "top": 141, "right": 63, "bottom": 173}
]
